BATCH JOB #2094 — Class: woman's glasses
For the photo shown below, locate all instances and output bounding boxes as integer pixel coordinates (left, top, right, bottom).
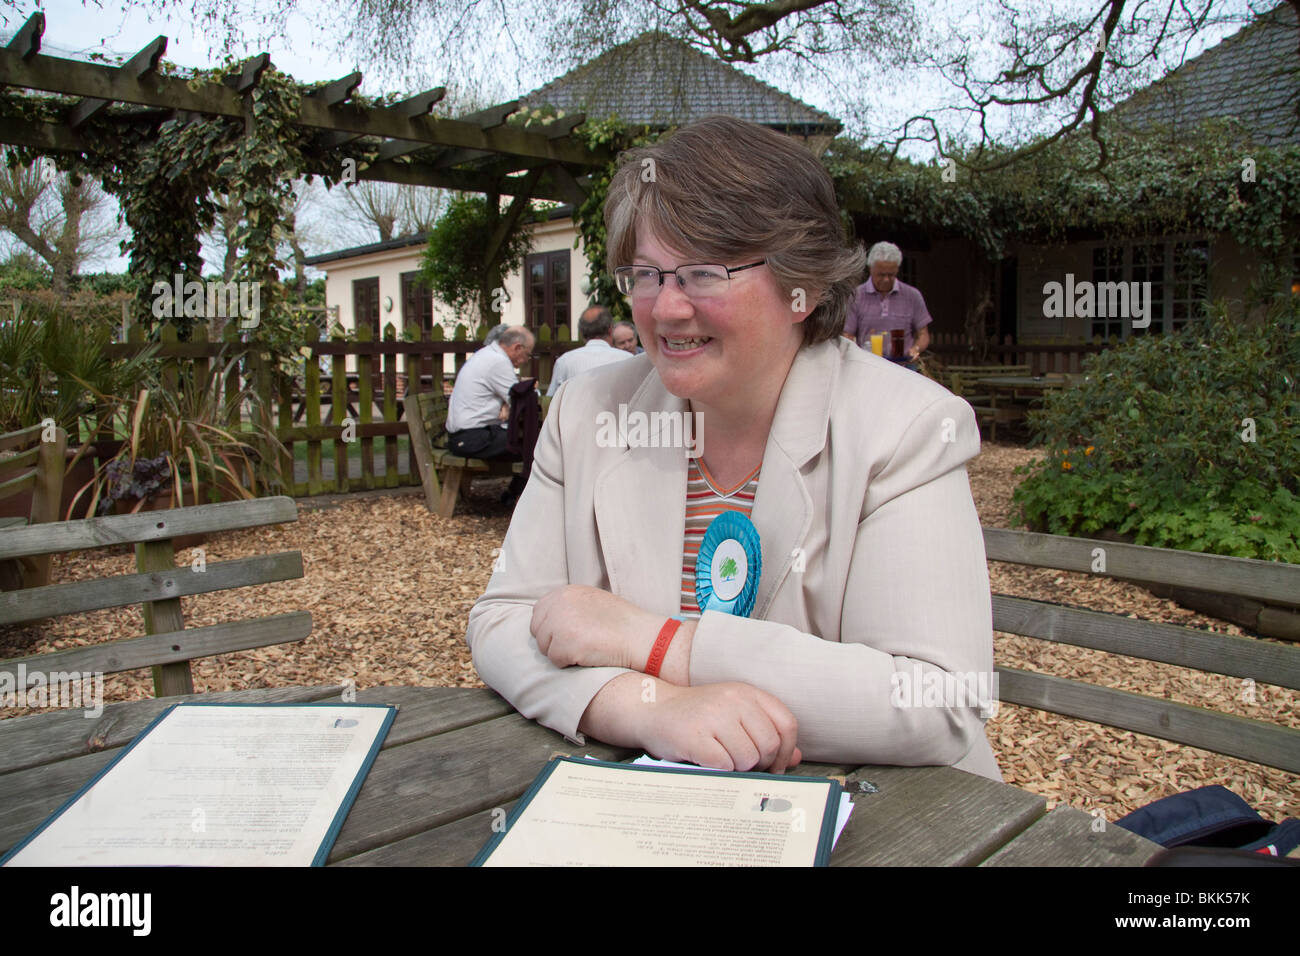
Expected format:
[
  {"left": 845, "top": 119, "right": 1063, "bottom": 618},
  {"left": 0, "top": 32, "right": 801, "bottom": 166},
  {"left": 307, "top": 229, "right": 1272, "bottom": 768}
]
[{"left": 614, "top": 261, "right": 765, "bottom": 299}]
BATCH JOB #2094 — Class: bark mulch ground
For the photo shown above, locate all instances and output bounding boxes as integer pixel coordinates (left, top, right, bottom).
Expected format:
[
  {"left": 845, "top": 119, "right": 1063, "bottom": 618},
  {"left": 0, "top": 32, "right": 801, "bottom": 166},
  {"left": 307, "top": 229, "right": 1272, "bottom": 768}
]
[{"left": 3, "top": 445, "right": 1296, "bottom": 825}]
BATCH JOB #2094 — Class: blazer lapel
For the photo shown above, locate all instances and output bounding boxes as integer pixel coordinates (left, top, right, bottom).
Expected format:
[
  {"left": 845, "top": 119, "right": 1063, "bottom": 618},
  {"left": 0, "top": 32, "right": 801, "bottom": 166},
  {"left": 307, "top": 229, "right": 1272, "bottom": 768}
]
[
  {"left": 593, "top": 374, "right": 691, "bottom": 617},
  {"left": 750, "top": 341, "right": 836, "bottom": 617}
]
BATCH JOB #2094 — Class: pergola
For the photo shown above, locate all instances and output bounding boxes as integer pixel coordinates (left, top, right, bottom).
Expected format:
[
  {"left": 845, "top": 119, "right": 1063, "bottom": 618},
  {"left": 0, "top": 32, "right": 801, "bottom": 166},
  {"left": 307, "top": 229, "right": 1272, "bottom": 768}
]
[{"left": 0, "top": 11, "right": 613, "bottom": 300}]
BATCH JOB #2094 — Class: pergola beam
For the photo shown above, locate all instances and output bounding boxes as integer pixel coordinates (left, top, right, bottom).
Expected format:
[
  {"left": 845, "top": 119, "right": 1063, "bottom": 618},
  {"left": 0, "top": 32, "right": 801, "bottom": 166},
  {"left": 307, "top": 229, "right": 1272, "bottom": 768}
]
[
  {"left": 485, "top": 168, "right": 543, "bottom": 263},
  {"left": 6, "top": 12, "right": 43, "bottom": 59},
  {"left": 375, "top": 138, "right": 433, "bottom": 162},
  {"left": 0, "top": 114, "right": 89, "bottom": 152},
  {"left": 547, "top": 164, "right": 590, "bottom": 206},
  {"left": 459, "top": 100, "right": 520, "bottom": 129},
  {"left": 0, "top": 105, "right": 591, "bottom": 206},
  {"left": 394, "top": 88, "right": 446, "bottom": 117},
  {"left": 224, "top": 52, "right": 271, "bottom": 93},
  {"left": 377, "top": 101, "right": 524, "bottom": 162},
  {"left": 538, "top": 113, "right": 587, "bottom": 139},
  {"left": 356, "top": 157, "right": 583, "bottom": 203},
  {"left": 330, "top": 86, "right": 447, "bottom": 152},
  {"left": 309, "top": 73, "right": 362, "bottom": 107},
  {"left": 0, "top": 49, "right": 607, "bottom": 166},
  {"left": 67, "top": 35, "right": 167, "bottom": 130}
]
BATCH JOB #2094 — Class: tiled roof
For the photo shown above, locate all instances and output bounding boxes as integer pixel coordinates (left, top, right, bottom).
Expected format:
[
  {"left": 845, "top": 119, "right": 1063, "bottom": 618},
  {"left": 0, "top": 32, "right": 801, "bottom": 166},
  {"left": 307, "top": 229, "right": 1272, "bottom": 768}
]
[
  {"left": 519, "top": 31, "right": 840, "bottom": 134},
  {"left": 1111, "top": 3, "right": 1299, "bottom": 146}
]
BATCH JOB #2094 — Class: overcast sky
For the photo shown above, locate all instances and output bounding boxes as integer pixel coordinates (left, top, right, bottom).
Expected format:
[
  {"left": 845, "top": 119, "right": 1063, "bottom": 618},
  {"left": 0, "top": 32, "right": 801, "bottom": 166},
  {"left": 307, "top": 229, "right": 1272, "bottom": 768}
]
[{"left": 1, "top": 0, "right": 1262, "bottom": 273}]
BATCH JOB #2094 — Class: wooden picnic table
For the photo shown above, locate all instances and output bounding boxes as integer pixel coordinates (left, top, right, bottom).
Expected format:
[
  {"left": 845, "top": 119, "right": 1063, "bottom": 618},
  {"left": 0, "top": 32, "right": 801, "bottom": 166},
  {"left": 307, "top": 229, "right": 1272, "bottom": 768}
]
[
  {"left": 0, "top": 684, "right": 1160, "bottom": 866},
  {"left": 975, "top": 374, "right": 1079, "bottom": 440}
]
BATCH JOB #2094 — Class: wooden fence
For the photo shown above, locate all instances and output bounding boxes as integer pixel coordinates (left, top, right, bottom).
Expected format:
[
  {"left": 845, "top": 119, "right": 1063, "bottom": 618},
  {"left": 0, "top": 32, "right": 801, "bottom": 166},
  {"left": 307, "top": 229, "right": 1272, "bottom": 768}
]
[
  {"left": 86, "top": 323, "right": 1115, "bottom": 501},
  {"left": 97, "top": 322, "right": 577, "bottom": 498},
  {"left": 928, "top": 332, "right": 1109, "bottom": 375}
]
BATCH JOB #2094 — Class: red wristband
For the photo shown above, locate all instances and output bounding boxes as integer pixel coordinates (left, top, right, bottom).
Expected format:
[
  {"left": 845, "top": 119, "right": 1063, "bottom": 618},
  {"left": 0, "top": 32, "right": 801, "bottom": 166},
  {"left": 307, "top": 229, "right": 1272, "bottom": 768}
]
[{"left": 644, "top": 618, "right": 682, "bottom": 678}]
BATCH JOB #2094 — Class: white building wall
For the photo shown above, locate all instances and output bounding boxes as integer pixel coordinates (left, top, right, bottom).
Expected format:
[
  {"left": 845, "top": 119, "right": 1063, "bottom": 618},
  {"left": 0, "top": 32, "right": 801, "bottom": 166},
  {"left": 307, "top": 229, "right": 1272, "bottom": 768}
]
[{"left": 319, "top": 217, "right": 595, "bottom": 338}]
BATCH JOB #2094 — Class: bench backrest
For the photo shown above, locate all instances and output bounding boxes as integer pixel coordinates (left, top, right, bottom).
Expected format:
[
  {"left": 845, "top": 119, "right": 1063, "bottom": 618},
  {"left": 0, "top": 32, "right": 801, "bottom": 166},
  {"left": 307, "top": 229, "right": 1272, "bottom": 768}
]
[
  {"left": 944, "top": 364, "right": 1033, "bottom": 375},
  {"left": 944, "top": 365, "right": 1032, "bottom": 396},
  {"left": 0, "top": 424, "right": 67, "bottom": 589},
  {"left": 0, "top": 496, "right": 311, "bottom": 698},
  {"left": 984, "top": 527, "right": 1300, "bottom": 773},
  {"left": 408, "top": 391, "right": 450, "bottom": 452}
]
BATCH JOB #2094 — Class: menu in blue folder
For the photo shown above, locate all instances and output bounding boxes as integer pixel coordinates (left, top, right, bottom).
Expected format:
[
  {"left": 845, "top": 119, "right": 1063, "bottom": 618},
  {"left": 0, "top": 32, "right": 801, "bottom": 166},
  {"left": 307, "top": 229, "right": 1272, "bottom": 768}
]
[
  {"left": 473, "top": 756, "right": 841, "bottom": 866},
  {"left": 1, "top": 702, "right": 395, "bottom": 867}
]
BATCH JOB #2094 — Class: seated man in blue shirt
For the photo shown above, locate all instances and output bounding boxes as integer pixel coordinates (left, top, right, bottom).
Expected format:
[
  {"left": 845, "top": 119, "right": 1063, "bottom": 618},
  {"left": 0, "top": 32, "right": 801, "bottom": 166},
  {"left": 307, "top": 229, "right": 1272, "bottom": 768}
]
[{"left": 446, "top": 325, "right": 535, "bottom": 498}]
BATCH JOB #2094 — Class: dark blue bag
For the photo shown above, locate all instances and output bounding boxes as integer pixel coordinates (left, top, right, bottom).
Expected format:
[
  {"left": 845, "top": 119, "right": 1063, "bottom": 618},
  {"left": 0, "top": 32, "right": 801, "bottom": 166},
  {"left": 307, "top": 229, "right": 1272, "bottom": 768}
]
[{"left": 1116, "top": 785, "right": 1300, "bottom": 857}]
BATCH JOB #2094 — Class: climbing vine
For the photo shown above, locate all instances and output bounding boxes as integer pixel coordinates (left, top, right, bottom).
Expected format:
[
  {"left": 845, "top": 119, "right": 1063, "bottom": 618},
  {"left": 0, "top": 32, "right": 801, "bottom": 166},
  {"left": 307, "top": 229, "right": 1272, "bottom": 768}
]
[
  {"left": 828, "top": 122, "right": 1300, "bottom": 299},
  {"left": 570, "top": 116, "right": 658, "bottom": 325},
  {"left": 0, "top": 61, "right": 386, "bottom": 360}
]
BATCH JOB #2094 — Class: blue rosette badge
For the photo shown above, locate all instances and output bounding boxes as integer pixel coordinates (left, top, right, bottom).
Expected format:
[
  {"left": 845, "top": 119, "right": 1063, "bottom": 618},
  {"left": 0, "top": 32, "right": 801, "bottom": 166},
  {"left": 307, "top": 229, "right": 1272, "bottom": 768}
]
[{"left": 695, "top": 511, "right": 761, "bottom": 617}]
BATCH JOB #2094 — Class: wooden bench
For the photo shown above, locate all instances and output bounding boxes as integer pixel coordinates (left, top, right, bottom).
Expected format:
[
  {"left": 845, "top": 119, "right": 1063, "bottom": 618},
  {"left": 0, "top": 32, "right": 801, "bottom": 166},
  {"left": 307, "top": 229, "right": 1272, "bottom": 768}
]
[
  {"left": 0, "top": 496, "right": 312, "bottom": 698},
  {"left": 942, "top": 364, "right": 1032, "bottom": 434},
  {"left": 984, "top": 527, "right": 1300, "bottom": 775},
  {"left": 0, "top": 423, "right": 67, "bottom": 591},
  {"left": 406, "top": 391, "right": 551, "bottom": 518}
]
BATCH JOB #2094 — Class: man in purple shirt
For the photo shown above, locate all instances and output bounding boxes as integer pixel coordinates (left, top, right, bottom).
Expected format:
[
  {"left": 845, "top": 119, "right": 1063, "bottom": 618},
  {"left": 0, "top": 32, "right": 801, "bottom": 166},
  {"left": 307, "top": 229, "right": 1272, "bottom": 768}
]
[{"left": 842, "top": 241, "right": 932, "bottom": 371}]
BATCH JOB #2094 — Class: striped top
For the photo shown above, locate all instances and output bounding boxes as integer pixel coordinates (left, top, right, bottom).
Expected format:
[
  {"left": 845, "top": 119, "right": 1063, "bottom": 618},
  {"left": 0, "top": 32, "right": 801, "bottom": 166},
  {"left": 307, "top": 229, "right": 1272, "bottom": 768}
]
[{"left": 680, "top": 458, "right": 760, "bottom": 618}]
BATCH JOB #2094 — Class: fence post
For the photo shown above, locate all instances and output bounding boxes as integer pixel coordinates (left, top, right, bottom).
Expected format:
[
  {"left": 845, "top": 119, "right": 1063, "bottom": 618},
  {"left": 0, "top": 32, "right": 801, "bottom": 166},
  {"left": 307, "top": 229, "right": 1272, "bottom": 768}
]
[
  {"left": 432, "top": 325, "right": 448, "bottom": 393},
  {"left": 454, "top": 323, "right": 470, "bottom": 377},
  {"left": 383, "top": 321, "right": 399, "bottom": 488},
  {"left": 277, "top": 355, "right": 294, "bottom": 496},
  {"left": 247, "top": 347, "right": 274, "bottom": 496},
  {"left": 535, "top": 325, "right": 552, "bottom": 388},
  {"left": 304, "top": 326, "right": 324, "bottom": 496},
  {"left": 332, "top": 327, "right": 349, "bottom": 493},
  {"left": 356, "top": 323, "right": 375, "bottom": 491},
  {"left": 160, "top": 323, "right": 179, "bottom": 395}
]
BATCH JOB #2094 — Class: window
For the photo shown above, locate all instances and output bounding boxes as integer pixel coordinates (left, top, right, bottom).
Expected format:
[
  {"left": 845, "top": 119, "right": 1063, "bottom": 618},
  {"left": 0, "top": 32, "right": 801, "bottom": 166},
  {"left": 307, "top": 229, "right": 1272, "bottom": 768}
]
[
  {"left": 1090, "top": 246, "right": 1124, "bottom": 340},
  {"left": 1089, "top": 239, "right": 1208, "bottom": 338},
  {"left": 1169, "top": 241, "right": 1209, "bottom": 331},
  {"left": 525, "top": 250, "right": 570, "bottom": 334},
  {"left": 401, "top": 271, "right": 434, "bottom": 336},
  {"left": 352, "top": 277, "right": 380, "bottom": 337}
]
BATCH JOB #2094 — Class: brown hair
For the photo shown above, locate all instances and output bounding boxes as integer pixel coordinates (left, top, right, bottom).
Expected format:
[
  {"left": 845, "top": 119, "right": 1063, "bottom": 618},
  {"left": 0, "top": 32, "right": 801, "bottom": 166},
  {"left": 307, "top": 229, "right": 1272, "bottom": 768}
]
[{"left": 604, "top": 115, "right": 864, "bottom": 345}]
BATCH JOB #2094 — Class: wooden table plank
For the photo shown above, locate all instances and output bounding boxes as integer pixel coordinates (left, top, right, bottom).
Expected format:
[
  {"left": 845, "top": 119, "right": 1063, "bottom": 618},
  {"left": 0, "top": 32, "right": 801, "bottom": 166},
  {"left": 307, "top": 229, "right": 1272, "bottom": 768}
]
[
  {"left": 0, "top": 750, "right": 119, "bottom": 854},
  {"left": 326, "top": 712, "right": 637, "bottom": 862},
  {"left": 829, "top": 764, "right": 1045, "bottom": 866},
  {"left": 340, "top": 801, "right": 520, "bottom": 866},
  {"left": 982, "top": 806, "right": 1162, "bottom": 866},
  {"left": 0, "top": 684, "right": 341, "bottom": 775},
  {"left": 350, "top": 685, "right": 513, "bottom": 747}
]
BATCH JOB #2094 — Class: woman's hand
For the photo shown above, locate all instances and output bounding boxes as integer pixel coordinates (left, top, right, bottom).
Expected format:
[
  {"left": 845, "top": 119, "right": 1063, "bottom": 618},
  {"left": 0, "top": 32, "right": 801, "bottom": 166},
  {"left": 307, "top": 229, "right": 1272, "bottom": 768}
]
[
  {"left": 531, "top": 585, "right": 663, "bottom": 670},
  {"left": 636, "top": 681, "right": 802, "bottom": 774}
]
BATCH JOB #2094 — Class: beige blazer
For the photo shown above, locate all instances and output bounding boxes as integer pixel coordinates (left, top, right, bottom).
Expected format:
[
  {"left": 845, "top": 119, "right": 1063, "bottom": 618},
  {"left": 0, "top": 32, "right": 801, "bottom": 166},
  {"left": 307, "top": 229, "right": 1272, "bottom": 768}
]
[{"left": 467, "top": 337, "right": 1002, "bottom": 781}]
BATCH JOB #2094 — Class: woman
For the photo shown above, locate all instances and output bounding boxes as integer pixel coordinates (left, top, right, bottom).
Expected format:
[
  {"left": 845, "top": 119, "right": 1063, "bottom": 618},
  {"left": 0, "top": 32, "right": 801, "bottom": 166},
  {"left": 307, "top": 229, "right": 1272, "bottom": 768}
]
[{"left": 467, "top": 115, "right": 1001, "bottom": 781}]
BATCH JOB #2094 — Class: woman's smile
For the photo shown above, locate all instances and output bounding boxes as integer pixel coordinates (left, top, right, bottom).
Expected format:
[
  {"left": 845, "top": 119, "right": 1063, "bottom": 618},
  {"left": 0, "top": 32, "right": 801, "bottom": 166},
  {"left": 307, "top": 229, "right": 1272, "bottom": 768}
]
[{"left": 660, "top": 335, "right": 713, "bottom": 353}]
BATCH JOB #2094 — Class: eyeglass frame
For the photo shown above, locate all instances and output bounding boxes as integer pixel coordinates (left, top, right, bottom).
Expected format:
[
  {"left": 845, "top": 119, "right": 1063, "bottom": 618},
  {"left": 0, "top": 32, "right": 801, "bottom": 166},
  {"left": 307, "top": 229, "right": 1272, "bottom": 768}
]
[{"left": 614, "top": 260, "right": 767, "bottom": 298}]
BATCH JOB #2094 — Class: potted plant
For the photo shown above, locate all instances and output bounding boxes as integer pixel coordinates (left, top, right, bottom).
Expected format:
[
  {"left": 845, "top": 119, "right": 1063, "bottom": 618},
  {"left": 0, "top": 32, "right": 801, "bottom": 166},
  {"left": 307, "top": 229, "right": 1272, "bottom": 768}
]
[{"left": 70, "top": 350, "right": 287, "bottom": 528}]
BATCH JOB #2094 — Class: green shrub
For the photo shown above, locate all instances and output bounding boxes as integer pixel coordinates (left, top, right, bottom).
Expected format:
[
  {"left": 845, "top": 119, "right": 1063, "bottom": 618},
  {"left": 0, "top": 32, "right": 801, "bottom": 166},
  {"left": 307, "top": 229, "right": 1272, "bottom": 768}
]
[{"left": 1011, "top": 295, "right": 1300, "bottom": 562}]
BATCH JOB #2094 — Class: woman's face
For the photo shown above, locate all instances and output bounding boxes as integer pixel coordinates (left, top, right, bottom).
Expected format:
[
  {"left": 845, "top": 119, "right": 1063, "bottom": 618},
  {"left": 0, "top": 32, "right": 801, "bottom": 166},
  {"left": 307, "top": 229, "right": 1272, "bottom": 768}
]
[{"left": 631, "top": 226, "right": 809, "bottom": 415}]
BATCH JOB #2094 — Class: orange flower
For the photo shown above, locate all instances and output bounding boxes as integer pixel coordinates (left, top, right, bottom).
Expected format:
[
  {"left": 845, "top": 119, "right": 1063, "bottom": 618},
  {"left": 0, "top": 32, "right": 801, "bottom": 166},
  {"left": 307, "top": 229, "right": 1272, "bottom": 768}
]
[
  {"left": 1084, "top": 446, "right": 1095, "bottom": 456},
  {"left": 1062, "top": 461, "right": 1073, "bottom": 471},
  {"left": 1062, "top": 448, "right": 1069, "bottom": 456}
]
